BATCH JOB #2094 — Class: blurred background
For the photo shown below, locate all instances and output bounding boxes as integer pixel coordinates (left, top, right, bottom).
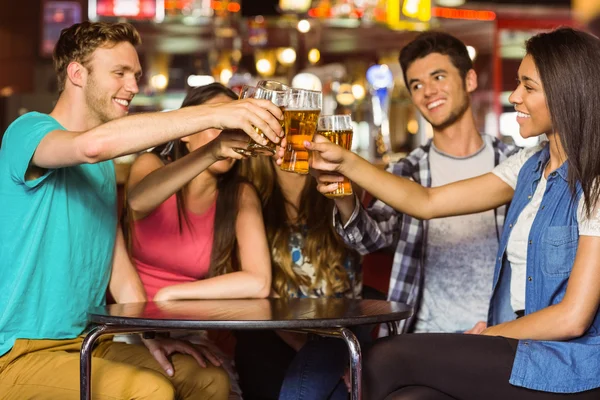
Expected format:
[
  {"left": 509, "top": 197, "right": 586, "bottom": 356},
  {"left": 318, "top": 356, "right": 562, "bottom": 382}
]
[{"left": 1, "top": 0, "right": 598, "bottom": 164}]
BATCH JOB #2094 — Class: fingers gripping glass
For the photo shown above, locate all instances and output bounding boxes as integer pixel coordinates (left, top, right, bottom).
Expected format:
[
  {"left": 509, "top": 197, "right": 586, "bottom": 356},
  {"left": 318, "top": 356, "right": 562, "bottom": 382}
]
[
  {"left": 232, "top": 82, "right": 290, "bottom": 157},
  {"left": 279, "top": 88, "right": 323, "bottom": 174},
  {"left": 316, "top": 115, "right": 354, "bottom": 197}
]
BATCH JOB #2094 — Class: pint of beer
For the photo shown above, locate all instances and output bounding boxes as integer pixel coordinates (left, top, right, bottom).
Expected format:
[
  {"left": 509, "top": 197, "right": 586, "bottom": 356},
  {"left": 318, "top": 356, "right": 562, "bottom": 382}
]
[
  {"left": 280, "top": 89, "right": 322, "bottom": 174},
  {"left": 233, "top": 82, "right": 290, "bottom": 156},
  {"left": 316, "top": 115, "right": 354, "bottom": 197},
  {"left": 231, "top": 85, "right": 258, "bottom": 157}
]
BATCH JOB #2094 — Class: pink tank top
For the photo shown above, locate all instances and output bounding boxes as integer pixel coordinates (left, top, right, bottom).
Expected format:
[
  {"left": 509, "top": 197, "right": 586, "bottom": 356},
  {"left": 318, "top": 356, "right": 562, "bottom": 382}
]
[{"left": 131, "top": 195, "right": 215, "bottom": 300}]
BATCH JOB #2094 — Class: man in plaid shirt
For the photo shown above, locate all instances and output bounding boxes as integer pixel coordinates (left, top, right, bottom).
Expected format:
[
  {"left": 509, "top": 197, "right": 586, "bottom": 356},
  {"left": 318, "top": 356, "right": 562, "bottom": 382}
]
[{"left": 327, "top": 32, "right": 516, "bottom": 333}]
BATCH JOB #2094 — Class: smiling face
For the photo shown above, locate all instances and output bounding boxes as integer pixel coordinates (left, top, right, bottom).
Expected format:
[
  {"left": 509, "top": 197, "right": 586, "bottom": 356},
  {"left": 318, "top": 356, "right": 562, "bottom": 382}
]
[
  {"left": 182, "top": 94, "right": 238, "bottom": 174},
  {"left": 405, "top": 52, "right": 476, "bottom": 130},
  {"left": 508, "top": 54, "right": 553, "bottom": 139},
  {"left": 82, "top": 41, "right": 141, "bottom": 125}
]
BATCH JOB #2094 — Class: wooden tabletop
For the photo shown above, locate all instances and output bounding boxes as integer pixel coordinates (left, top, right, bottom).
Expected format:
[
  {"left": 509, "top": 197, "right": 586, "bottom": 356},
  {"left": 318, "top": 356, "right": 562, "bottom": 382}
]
[{"left": 88, "top": 298, "right": 412, "bottom": 330}]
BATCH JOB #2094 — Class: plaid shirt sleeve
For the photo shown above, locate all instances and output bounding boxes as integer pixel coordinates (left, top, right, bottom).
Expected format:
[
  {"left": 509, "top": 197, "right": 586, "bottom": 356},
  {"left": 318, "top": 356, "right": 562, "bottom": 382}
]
[{"left": 332, "top": 159, "right": 417, "bottom": 255}]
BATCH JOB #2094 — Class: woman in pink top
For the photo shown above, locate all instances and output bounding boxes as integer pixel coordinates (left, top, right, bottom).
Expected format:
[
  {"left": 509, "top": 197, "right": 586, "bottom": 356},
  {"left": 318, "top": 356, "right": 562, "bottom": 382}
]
[{"left": 126, "top": 83, "right": 271, "bottom": 302}]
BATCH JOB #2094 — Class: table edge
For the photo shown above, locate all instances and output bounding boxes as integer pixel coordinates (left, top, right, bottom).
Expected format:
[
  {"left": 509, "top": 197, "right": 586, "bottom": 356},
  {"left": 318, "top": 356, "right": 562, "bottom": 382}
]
[{"left": 88, "top": 311, "right": 413, "bottom": 330}]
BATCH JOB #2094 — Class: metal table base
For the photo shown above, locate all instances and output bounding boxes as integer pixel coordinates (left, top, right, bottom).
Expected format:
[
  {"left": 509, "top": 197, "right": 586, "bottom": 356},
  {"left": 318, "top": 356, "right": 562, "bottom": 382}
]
[{"left": 80, "top": 324, "right": 379, "bottom": 400}]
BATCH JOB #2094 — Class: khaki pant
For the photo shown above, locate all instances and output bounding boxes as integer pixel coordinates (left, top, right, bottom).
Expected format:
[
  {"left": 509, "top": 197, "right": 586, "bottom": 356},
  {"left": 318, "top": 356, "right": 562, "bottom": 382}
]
[{"left": 0, "top": 336, "right": 229, "bottom": 400}]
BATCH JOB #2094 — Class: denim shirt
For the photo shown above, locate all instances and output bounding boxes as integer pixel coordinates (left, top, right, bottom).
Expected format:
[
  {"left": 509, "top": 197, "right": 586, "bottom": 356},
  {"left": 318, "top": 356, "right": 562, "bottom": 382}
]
[{"left": 488, "top": 145, "right": 600, "bottom": 393}]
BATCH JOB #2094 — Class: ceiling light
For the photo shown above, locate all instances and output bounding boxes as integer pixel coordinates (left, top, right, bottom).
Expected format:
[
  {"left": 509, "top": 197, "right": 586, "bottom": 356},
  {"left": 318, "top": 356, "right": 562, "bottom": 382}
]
[
  {"left": 308, "top": 48, "right": 320, "bottom": 64},
  {"left": 297, "top": 19, "right": 311, "bottom": 33},
  {"left": 150, "top": 74, "right": 168, "bottom": 90},
  {"left": 467, "top": 45, "right": 477, "bottom": 61},
  {"left": 187, "top": 75, "right": 215, "bottom": 87},
  {"left": 277, "top": 48, "right": 297, "bottom": 66},
  {"left": 351, "top": 84, "right": 365, "bottom": 100},
  {"left": 436, "top": 0, "right": 465, "bottom": 6},
  {"left": 256, "top": 59, "right": 273, "bottom": 75}
]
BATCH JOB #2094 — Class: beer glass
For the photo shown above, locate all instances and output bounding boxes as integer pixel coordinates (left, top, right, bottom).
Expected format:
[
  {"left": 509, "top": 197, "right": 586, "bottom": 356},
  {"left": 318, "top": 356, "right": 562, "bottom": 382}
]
[
  {"left": 231, "top": 85, "right": 257, "bottom": 156},
  {"left": 316, "top": 115, "right": 354, "bottom": 197},
  {"left": 257, "top": 80, "right": 288, "bottom": 91},
  {"left": 247, "top": 86, "right": 289, "bottom": 155},
  {"left": 280, "top": 88, "right": 322, "bottom": 174},
  {"left": 233, "top": 82, "right": 290, "bottom": 156}
]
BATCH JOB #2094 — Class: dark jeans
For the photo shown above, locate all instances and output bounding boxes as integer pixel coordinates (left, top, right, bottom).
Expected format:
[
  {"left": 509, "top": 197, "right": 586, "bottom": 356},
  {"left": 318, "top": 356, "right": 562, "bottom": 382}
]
[
  {"left": 279, "top": 335, "right": 349, "bottom": 400},
  {"left": 363, "top": 333, "right": 600, "bottom": 400},
  {"left": 236, "top": 329, "right": 367, "bottom": 400}
]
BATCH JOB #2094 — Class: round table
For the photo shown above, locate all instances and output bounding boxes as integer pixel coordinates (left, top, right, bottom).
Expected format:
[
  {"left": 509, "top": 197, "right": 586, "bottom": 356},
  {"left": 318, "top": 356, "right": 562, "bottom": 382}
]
[{"left": 81, "top": 298, "right": 412, "bottom": 400}]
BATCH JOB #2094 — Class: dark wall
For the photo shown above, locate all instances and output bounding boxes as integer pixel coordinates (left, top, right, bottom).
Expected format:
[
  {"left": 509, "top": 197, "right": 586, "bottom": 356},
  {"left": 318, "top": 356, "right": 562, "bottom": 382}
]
[
  {"left": 0, "top": 0, "right": 42, "bottom": 94},
  {"left": 241, "top": 0, "right": 280, "bottom": 17}
]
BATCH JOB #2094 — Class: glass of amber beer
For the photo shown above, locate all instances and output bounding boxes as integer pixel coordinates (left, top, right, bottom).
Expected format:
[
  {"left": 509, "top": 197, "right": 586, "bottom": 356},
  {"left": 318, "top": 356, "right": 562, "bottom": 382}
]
[
  {"left": 280, "top": 88, "right": 322, "bottom": 174},
  {"left": 233, "top": 82, "right": 290, "bottom": 156},
  {"left": 316, "top": 115, "right": 354, "bottom": 197},
  {"left": 247, "top": 85, "right": 289, "bottom": 155}
]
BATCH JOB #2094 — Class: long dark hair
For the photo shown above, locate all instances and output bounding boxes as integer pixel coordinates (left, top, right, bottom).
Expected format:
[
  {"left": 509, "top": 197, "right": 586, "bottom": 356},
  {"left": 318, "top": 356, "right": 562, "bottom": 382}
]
[
  {"left": 148, "top": 83, "right": 243, "bottom": 277},
  {"left": 525, "top": 28, "right": 600, "bottom": 216},
  {"left": 239, "top": 156, "right": 358, "bottom": 298}
]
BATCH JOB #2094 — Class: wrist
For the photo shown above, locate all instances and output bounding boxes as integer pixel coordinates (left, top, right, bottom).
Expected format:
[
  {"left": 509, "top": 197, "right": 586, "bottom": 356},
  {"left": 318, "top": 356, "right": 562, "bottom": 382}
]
[
  {"left": 338, "top": 150, "right": 356, "bottom": 177},
  {"left": 191, "top": 104, "right": 219, "bottom": 131},
  {"left": 205, "top": 140, "right": 221, "bottom": 162}
]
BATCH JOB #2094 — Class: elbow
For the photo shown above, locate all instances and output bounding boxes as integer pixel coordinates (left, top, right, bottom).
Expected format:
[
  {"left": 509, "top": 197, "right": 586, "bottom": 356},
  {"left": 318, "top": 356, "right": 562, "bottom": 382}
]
[
  {"left": 78, "top": 135, "right": 110, "bottom": 164},
  {"left": 420, "top": 204, "right": 435, "bottom": 221},
  {"left": 256, "top": 280, "right": 271, "bottom": 299},
  {"left": 127, "top": 194, "right": 145, "bottom": 215},
  {"left": 563, "top": 320, "right": 590, "bottom": 339},
  {"left": 561, "top": 311, "right": 592, "bottom": 339},
  {"left": 252, "top": 276, "right": 271, "bottom": 299}
]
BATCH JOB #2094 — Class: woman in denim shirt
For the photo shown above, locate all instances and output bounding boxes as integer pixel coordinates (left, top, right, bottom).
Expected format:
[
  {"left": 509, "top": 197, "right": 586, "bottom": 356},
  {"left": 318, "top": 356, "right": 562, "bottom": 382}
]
[{"left": 307, "top": 27, "right": 600, "bottom": 399}]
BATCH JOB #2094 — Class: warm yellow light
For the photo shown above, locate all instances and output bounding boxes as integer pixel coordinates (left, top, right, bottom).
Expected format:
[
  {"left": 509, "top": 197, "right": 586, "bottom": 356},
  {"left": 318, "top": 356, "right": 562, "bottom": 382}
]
[
  {"left": 0, "top": 86, "right": 14, "bottom": 97},
  {"left": 336, "top": 83, "right": 355, "bottom": 106},
  {"left": 220, "top": 68, "right": 233, "bottom": 85},
  {"left": 277, "top": 48, "right": 297, "bottom": 66},
  {"left": 437, "top": 0, "right": 465, "bottom": 6},
  {"left": 407, "top": 119, "right": 419, "bottom": 134},
  {"left": 256, "top": 59, "right": 273, "bottom": 75},
  {"left": 351, "top": 84, "right": 365, "bottom": 100},
  {"left": 150, "top": 74, "right": 168, "bottom": 90},
  {"left": 231, "top": 49, "right": 242, "bottom": 62},
  {"left": 297, "top": 19, "right": 311, "bottom": 33},
  {"left": 187, "top": 75, "right": 215, "bottom": 87},
  {"left": 308, "top": 48, "right": 320, "bottom": 64},
  {"left": 279, "top": 0, "right": 312, "bottom": 12}
]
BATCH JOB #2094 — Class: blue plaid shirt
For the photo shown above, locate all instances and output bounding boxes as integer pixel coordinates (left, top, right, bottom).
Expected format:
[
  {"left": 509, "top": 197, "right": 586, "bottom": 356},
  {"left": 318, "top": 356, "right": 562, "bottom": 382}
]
[{"left": 334, "top": 135, "right": 516, "bottom": 332}]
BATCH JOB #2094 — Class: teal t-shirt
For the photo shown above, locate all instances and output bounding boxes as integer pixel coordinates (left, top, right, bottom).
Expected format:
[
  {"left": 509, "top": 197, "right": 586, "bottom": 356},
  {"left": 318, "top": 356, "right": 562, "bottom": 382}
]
[{"left": 0, "top": 112, "right": 117, "bottom": 356}]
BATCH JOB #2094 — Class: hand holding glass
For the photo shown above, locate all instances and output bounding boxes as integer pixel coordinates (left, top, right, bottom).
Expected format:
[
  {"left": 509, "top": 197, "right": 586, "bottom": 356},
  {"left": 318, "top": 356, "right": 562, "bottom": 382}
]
[
  {"left": 233, "top": 82, "right": 289, "bottom": 157},
  {"left": 316, "top": 115, "right": 354, "bottom": 197}
]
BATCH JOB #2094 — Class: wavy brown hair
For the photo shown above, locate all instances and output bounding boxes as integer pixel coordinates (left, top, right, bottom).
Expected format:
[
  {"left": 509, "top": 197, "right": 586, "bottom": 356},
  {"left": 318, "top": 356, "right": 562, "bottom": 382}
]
[
  {"left": 54, "top": 21, "right": 141, "bottom": 93},
  {"left": 129, "top": 83, "right": 243, "bottom": 277},
  {"left": 239, "top": 156, "right": 358, "bottom": 298}
]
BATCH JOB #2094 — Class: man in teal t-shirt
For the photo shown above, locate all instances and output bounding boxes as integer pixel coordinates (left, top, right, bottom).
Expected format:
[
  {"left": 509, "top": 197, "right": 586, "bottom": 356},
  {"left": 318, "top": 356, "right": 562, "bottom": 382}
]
[{"left": 0, "top": 21, "right": 283, "bottom": 399}]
